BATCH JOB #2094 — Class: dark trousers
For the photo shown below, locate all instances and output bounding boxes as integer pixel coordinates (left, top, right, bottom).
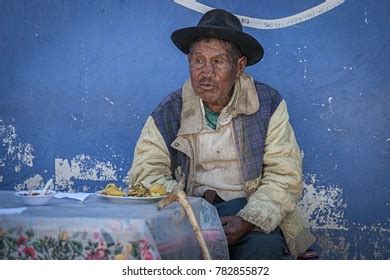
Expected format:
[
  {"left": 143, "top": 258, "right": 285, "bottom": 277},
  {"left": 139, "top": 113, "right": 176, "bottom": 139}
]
[{"left": 214, "top": 197, "right": 285, "bottom": 260}]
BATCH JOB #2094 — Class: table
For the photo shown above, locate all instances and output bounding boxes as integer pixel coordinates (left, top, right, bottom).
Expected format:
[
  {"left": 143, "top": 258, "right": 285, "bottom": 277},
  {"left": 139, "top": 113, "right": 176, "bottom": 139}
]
[{"left": 0, "top": 191, "right": 229, "bottom": 260}]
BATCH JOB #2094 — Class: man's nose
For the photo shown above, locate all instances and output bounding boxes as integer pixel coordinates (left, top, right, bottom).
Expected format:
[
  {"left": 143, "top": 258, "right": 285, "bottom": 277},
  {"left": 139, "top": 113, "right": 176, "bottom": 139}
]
[{"left": 201, "top": 61, "right": 215, "bottom": 77}]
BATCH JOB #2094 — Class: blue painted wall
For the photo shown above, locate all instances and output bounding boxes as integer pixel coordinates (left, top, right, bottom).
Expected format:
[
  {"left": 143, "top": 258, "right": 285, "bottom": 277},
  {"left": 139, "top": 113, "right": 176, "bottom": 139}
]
[{"left": 0, "top": 0, "right": 388, "bottom": 259}]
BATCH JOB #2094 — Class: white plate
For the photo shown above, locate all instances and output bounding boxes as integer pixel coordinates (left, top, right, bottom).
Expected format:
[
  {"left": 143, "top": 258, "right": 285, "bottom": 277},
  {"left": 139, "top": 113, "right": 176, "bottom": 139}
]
[{"left": 95, "top": 191, "right": 167, "bottom": 204}]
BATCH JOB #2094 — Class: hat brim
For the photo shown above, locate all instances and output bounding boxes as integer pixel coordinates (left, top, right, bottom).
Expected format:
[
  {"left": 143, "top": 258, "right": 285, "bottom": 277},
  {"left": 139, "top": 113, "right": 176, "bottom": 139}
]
[{"left": 171, "top": 26, "right": 264, "bottom": 66}]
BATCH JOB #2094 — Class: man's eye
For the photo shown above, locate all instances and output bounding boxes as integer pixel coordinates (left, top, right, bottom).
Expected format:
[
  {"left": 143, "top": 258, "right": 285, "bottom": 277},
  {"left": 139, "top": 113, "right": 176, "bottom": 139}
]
[
  {"left": 213, "top": 59, "right": 225, "bottom": 65},
  {"left": 190, "top": 57, "right": 203, "bottom": 64}
]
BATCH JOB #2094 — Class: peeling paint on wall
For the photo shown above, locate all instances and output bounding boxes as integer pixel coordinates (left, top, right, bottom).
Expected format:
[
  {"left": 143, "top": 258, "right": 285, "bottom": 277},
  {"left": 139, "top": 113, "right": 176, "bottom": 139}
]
[
  {"left": 313, "top": 225, "right": 389, "bottom": 259},
  {"left": 55, "top": 154, "right": 118, "bottom": 191},
  {"left": 356, "top": 226, "right": 389, "bottom": 258},
  {"left": 299, "top": 173, "right": 348, "bottom": 230},
  {"left": 314, "top": 230, "right": 351, "bottom": 259},
  {"left": 14, "top": 174, "right": 44, "bottom": 191},
  {"left": 0, "top": 120, "right": 35, "bottom": 173}
]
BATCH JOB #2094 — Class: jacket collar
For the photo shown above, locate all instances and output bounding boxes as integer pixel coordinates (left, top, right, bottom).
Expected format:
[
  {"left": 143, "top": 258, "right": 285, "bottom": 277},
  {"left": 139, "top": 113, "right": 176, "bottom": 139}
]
[{"left": 178, "top": 73, "right": 259, "bottom": 136}]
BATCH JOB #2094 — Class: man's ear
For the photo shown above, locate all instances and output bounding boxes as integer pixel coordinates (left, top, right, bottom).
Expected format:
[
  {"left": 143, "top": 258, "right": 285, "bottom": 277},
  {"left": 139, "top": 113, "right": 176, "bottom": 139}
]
[{"left": 236, "top": 56, "right": 247, "bottom": 78}]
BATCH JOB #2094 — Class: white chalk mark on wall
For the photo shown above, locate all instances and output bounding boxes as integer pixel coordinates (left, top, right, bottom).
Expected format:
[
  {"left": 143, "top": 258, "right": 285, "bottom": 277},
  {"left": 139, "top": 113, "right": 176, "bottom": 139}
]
[
  {"left": 320, "top": 96, "right": 335, "bottom": 119},
  {"left": 55, "top": 154, "right": 117, "bottom": 191},
  {"left": 0, "top": 120, "right": 35, "bottom": 174},
  {"left": 299, "top": 173, "right": 348, "bottom": 230},
  {"left": 104, "top": 96, "right": 115, "bottom": 105},
  {"left": 174, "top": 0, "right": 345, "bottom": 29},
  {"left": 296, "top": 46, "right": 309, "bottom": 79},
  {"left": 364, "top": 7, "right": 369, "bottom": 24}
]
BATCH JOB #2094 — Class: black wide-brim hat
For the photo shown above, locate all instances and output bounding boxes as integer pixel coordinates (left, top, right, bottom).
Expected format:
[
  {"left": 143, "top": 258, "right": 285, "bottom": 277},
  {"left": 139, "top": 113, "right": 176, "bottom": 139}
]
[{"left": 171, "top": 9, "right": 264, "bottom": 66}]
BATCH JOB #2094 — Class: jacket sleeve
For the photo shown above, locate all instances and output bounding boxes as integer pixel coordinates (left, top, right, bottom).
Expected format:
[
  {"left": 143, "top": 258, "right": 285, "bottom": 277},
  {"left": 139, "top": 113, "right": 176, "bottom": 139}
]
[
  {"left": 237, "top": 99, "right": 303, "bottom": 233},
  {"left": 128, "top": 116, "right": 178, "bottom": 191}
]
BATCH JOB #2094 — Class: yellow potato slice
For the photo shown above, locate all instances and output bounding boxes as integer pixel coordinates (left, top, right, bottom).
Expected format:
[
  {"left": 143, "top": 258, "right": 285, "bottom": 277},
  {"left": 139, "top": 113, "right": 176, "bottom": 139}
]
[
  {"left": 102, "top": 183, "right": 125, "bottom": 196},
  {"left": 149, "top": 184, "right": 167, "bottom": 196}
]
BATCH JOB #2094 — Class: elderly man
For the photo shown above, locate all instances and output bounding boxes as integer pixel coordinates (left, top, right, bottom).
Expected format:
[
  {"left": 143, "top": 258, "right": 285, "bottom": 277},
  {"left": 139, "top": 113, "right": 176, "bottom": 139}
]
[{"left": 129, "top": 9, "right": 315, "bottom": 259}]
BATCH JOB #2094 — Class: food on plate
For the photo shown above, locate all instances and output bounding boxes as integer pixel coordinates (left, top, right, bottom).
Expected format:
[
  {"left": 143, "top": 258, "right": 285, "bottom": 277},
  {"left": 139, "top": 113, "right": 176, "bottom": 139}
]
[
  {"left": 100, "top": 182, "right": 168, "bottom": 198},
  {"left": 20, "top": 192, "right": 40, "bottom": 196},
  {"left": 102, "top": 183, "right": 125, "bottom": 196},
  {"left": 149, "top": 184, "right": 167, "bottom": 196},
  {"left": 127, "top": 183, "right": 168, "bottom": 197},
  {"left": 127, "top": 183, "right": 150, "bottom": 197}
]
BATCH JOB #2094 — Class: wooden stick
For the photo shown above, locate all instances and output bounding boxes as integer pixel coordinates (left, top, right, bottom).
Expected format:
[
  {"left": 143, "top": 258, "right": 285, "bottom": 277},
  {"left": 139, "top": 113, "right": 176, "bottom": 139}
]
[
  {"left": 176, "top": 190, "right": 212, "bottom": 260},
  {"left": 156, "top": 193, "right": 177, "bottom": 210},
  {"left": 157, "top": 167, "right": 212, "bottom": 259}
]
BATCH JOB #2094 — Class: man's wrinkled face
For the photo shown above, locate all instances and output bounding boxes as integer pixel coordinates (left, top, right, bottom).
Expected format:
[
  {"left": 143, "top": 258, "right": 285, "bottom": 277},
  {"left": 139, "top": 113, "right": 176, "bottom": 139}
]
[{"left": 188, "top": 38, "right": 246, "bottom": 112}]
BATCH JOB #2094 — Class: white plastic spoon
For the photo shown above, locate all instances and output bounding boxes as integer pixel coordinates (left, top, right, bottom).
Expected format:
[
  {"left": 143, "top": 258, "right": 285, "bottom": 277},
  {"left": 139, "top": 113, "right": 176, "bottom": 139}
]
[{"left": 41, "top": 178, "right": 53, "bottom": 195}]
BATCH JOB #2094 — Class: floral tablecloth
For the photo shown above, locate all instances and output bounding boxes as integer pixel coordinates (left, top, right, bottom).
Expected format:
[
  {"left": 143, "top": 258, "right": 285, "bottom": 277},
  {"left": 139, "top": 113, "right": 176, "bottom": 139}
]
[{"left": 0, "top": 191, "right": 229, "bottom": 260}]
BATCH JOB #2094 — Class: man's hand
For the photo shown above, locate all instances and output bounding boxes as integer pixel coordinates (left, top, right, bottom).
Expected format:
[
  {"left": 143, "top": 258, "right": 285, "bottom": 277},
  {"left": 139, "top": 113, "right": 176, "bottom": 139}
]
[{"left": 220, "top": 216, "right": 255, "bottom": 246}]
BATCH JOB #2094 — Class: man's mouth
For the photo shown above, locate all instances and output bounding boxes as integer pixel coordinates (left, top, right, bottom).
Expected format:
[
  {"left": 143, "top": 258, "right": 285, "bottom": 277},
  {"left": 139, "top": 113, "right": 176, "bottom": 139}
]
[{"left": 198, "top": 81, "right": 216, "bottom": 90}]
